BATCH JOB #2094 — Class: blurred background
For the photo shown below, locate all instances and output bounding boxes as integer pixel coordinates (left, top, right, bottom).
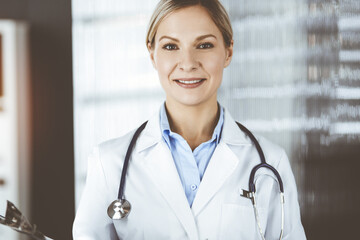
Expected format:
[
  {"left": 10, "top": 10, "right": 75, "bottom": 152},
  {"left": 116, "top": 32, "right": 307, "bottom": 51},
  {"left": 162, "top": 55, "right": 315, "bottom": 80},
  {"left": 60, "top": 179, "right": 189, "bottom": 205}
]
[{"left": 0, "top": 0, "right": 359, "bottom": 239}]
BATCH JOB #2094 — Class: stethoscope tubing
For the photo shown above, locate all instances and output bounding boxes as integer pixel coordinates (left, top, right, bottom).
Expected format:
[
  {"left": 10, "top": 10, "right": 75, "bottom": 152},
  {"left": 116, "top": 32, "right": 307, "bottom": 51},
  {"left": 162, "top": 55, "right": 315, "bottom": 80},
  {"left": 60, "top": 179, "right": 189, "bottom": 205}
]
[
  {"left": 236, "top": 122, "right": 284, "bottom": 193},
  {"left": 117, "top": 121, "right": 148, "bottom": 200}
]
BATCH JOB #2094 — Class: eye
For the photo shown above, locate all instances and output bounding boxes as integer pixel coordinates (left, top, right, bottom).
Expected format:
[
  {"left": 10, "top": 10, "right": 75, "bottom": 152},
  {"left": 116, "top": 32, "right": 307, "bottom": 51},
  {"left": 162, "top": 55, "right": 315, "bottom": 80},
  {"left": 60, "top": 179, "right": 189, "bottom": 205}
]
[
  {"left": 198, "top": 42, "right": 214, "bottom": 49},
  {"left": 162, "top": 44, "right": 178, "bottom": 51}
]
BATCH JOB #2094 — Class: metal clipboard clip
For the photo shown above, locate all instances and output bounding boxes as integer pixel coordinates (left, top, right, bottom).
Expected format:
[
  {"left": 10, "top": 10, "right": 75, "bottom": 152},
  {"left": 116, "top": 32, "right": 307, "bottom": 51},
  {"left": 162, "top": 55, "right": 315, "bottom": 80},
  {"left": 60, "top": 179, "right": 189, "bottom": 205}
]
[{"left": 0, "top": 200, "right": 53, "bottom": 240}]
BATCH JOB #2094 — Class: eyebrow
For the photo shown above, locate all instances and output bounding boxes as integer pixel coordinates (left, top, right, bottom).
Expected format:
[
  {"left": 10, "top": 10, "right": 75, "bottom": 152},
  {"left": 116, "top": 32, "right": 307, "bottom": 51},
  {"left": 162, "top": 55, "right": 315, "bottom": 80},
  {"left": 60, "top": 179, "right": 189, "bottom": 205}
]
[{"left": 158, "top": 34, "right": 217, "bottom": 42}]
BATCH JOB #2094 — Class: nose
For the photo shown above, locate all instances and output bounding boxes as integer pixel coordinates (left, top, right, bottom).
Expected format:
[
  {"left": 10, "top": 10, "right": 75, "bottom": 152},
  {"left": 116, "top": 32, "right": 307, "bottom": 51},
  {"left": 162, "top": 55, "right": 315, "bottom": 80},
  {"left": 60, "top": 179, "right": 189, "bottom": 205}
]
[{"left": 178, "top": 49, "right": 199, "bottom": 71}]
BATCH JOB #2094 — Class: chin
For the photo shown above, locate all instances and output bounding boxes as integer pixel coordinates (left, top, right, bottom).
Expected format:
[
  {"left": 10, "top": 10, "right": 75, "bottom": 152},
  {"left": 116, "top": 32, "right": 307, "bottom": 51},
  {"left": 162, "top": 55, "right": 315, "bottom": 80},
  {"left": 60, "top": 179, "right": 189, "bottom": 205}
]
[{"left": 171, "top": 96, "right": 215, "bottom": 108}]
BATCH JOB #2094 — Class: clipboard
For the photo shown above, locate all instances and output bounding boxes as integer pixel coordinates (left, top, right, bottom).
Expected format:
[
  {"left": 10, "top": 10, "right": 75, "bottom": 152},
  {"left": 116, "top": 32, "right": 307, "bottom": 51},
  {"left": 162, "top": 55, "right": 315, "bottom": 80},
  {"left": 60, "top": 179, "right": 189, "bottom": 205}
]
[{"left": 0, "top": 201, "right": 53, "bottom": 240}]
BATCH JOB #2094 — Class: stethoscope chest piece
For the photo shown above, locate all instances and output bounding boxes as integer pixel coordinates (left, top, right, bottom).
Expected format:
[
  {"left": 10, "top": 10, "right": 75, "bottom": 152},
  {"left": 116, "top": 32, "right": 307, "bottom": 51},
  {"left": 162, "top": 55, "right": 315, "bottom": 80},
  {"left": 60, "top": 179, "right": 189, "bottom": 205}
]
[{"left": 107, "top": 199, "right": 131, "bottom": 220}]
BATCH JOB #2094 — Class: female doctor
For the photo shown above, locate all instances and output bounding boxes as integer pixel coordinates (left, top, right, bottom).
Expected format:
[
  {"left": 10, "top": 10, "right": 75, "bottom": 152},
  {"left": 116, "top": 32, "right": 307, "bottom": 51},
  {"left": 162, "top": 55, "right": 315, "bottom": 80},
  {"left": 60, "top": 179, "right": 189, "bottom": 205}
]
[{"left": 73, "top": 0, "right": 306, "bottom": 239}]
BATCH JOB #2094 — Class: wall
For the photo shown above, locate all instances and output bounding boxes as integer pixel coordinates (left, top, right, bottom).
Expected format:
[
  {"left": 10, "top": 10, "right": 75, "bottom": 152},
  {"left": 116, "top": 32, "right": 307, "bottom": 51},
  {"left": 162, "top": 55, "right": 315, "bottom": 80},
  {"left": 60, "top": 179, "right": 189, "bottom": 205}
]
[{"left": 0, "top": 0, "right": 74, "bottom": 239}]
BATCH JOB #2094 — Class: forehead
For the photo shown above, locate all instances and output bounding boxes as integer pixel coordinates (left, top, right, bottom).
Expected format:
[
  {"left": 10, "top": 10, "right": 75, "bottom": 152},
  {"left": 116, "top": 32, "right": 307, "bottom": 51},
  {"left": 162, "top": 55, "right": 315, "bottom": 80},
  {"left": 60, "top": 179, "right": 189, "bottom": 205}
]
[{"left": 156, "top": 5, "right": 222, "bottom": 40}]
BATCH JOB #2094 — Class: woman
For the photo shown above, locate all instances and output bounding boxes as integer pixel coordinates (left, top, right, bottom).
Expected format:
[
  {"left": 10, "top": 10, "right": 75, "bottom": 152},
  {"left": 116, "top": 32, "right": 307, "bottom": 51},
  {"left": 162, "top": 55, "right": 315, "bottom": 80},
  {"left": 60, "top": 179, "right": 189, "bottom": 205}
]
[{"left": 73, "top": 0, "right": 306, "bottom": 239}]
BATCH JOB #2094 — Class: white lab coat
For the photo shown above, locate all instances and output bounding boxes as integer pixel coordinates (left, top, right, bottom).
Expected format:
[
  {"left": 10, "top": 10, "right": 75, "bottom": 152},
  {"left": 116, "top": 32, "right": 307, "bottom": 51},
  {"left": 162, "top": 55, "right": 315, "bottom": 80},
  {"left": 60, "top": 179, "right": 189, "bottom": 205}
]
[{"left": 73, "top": 109, "right": 306, "bottom": 240}]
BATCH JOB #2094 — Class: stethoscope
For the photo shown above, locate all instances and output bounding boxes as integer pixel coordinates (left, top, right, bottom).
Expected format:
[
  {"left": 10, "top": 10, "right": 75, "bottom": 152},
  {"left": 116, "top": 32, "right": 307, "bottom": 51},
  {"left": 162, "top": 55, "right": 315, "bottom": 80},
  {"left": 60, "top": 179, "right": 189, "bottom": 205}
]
[{"left": 107, "top": 121, "right": 285, "bottom": 240}]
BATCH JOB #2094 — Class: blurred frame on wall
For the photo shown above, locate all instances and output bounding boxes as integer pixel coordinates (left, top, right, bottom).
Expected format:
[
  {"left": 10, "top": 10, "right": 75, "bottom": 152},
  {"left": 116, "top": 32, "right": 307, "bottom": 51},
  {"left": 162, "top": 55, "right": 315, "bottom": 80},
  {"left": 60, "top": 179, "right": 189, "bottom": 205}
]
[
  {"left": 0, "top": 33, "right": 3, "bottom": 110},
  {"left": 0, "top": 20, "right": 31, "bottom": 240}
]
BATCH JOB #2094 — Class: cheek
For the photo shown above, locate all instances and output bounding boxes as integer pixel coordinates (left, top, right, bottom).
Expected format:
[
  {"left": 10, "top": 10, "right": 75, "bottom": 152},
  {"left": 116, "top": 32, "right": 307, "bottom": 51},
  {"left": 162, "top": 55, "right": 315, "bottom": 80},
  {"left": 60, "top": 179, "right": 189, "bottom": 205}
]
[
  {"left": 201, "top": 52, "right": 226, "bottom": 76},
  {"left": 155, "top": 53, "right": 176, "bottom": 79}
]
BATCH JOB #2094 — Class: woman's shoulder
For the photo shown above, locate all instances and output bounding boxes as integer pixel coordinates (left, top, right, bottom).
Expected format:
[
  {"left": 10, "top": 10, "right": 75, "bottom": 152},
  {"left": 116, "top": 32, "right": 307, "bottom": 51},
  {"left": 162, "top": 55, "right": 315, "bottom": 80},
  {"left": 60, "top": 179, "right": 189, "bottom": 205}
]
[
  {"left": 96, "top": 127, "right": 138, "bottom": 156},
  {"left": 254, "top": 134, "right": 285, "bottom": 154},
  {"left": 252, "top": 133, "right": 289, "bottom": 167}
]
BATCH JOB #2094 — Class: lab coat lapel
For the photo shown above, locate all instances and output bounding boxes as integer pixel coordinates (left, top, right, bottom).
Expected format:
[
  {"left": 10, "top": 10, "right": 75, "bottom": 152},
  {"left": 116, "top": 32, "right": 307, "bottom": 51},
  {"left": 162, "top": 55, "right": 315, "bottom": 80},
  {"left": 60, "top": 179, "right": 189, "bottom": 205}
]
[
  {"left": 191, "top": 108, "right": 252, "bottom": 217},
  {"left": 191, "top": 142, "right": 239, "bottom": 216},
  {"left": 138, "top": 111, "right": 199, "bottom": 240},
  {"left": 142, "top": 143, "right": 198, "bottom": 240}
]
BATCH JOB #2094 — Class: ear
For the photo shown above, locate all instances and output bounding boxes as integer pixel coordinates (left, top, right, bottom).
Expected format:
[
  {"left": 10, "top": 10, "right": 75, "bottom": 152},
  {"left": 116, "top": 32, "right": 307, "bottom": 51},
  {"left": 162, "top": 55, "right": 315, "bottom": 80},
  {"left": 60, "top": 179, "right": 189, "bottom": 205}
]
[
  {"left": 224, "top": 39, "right": 234, "bottom": 68},
  {"left": 147, "top": 42, "right": 157, "bottom": 69}
]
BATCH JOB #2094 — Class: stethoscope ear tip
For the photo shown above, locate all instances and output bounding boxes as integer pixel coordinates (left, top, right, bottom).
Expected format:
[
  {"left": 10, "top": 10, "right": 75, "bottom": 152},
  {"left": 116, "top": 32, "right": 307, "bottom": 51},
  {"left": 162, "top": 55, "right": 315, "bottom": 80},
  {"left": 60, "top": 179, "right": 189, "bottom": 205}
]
[{"left": 107, "top": 199, "right": 131, "bottom": 220}]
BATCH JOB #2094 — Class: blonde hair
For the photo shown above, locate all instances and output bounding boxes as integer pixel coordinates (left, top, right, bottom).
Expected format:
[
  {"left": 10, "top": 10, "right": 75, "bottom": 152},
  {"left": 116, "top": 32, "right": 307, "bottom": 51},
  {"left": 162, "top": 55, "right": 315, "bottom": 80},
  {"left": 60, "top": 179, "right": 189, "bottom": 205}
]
[{"left": 146, "top": 0, "right": 233, "bottom": 49}]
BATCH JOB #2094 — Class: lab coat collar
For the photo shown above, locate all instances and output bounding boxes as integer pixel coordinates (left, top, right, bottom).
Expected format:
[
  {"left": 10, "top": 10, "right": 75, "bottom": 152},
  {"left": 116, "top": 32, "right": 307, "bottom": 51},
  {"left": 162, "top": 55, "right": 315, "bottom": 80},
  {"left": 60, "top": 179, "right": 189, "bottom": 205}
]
[
  {"left": 137, "top": 106, "right": 252, "bottom": 153},
  {"left": 136, "top": 108, "right": 162, "bottom": 153},
  {"left": 135, "top": 106, "right": 253, "bottom": 236},
  {"left": 220, "top": 107, "right": 253, "bottom": 146}
]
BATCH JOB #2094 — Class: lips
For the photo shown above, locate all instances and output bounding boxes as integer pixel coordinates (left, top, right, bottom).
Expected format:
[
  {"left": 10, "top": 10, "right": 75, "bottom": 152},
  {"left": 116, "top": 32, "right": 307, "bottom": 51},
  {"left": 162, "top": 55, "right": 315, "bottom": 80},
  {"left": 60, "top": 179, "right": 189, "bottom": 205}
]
[
  {"left": 174, "top": 78, "right": 206, "bottom": 88},
  {"left": 178, "top": 79, "right": 203, "bottom": 84}
]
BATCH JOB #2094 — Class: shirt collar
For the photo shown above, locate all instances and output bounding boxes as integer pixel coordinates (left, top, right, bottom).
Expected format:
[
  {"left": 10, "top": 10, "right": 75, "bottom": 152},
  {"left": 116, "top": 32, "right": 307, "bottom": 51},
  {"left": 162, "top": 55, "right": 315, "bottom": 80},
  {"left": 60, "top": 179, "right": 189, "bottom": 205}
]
[
  {"left": 160, "top": 103, "right": 172, "bottom": 148},
  {"left": 159, "top": 102, "right": 224, "bottom": 147}
]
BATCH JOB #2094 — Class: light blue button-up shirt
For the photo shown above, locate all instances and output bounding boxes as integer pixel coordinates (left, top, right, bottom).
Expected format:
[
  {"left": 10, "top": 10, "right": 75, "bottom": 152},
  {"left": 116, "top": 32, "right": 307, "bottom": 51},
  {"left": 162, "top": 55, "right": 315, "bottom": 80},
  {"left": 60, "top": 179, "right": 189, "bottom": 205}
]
[{"left": 159, "top": 103, "right": 224, "bottom": 206}]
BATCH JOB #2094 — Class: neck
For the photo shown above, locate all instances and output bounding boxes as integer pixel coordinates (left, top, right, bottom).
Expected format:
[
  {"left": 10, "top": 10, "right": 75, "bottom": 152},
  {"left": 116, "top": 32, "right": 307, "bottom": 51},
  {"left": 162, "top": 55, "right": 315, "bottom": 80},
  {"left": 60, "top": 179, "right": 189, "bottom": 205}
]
[{"left": 165, "top": 99, "right": 220, "bottom": 151}]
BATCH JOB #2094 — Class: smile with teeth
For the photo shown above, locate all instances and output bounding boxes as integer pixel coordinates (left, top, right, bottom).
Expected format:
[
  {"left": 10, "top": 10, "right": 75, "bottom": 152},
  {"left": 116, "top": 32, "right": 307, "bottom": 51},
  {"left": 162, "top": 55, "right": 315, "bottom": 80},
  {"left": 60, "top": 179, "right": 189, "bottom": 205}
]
[{"left": 178, "top": 79, "right": 203, "bottom": 84}]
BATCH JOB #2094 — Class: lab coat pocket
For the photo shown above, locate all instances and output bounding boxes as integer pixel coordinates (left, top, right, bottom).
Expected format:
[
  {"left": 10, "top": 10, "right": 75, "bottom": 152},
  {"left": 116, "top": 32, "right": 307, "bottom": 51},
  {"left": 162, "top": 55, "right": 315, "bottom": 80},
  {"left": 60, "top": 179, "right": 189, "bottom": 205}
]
[{"left": 219, "top": 204, "right": 265, "bottom": 240}]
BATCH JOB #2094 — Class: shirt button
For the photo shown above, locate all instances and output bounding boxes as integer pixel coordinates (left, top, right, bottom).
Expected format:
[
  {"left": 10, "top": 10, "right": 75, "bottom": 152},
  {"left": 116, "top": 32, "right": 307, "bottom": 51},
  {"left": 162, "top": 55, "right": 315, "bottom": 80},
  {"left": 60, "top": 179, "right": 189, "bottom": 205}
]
[{"left": 190, "top": 184, "right": 197, "bottom": 191}]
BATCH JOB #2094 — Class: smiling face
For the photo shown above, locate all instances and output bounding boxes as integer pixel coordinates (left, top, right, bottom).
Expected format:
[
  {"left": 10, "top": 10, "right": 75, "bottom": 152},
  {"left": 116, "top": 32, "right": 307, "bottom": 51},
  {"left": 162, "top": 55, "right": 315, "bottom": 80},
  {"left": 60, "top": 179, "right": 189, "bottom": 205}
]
[{"left": 148, "top": 5, "right": 233, "bottom": 108}]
